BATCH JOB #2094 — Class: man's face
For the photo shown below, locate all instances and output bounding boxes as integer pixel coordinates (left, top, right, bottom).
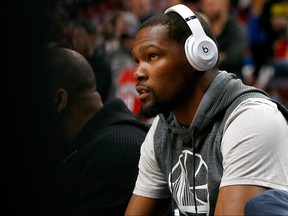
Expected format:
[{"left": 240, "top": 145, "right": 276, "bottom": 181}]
[
  {"left": 71, "top": 26, "right": 92, "bottom": 57},
  {"left": 132, "top": 24, "right": 197, "bottom": 118}
]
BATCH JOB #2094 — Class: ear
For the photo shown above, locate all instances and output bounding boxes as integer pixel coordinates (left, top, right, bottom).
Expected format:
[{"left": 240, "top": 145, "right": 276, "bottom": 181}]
[{"left": 55, "top": 88, "right": 68, "bottom": 114}]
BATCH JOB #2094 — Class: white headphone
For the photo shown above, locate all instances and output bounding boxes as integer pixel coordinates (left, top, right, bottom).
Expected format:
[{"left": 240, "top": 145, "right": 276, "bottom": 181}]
[{"left": 165, "top": 4, "right": 218, "bottom": 71}]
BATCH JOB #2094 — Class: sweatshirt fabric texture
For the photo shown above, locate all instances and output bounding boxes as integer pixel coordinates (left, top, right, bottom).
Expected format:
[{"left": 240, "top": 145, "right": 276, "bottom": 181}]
[{"left": 47, "top": 97, "right": 149, "bottom": 216}]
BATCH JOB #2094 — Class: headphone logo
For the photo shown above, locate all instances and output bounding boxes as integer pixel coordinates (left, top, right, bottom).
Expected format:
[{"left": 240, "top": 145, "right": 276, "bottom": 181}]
[{"left": 202, "top": 46, "right": 209, "bottom": 54}]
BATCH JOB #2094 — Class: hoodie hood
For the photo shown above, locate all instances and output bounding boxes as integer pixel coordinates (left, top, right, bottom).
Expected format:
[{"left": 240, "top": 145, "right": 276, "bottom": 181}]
[{"left": 160, "top": 71, "right": 267, "bottom": 138}]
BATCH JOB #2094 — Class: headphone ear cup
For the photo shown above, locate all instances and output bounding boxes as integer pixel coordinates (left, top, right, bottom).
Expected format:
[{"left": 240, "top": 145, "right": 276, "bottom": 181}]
[{"left": 185, "top": 35, "right": 218, "bottom": 71}]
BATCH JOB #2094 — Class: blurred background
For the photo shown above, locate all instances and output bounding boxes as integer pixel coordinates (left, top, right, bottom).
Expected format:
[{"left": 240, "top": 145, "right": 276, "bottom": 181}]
[{"left": 51, "top": 0, "right": 288, "bottom": 108}]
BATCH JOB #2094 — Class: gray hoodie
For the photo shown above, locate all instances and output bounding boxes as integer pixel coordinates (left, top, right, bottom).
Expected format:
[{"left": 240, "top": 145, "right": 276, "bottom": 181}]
[{"left": 154, "top": 71, "right": 270, "bottom": 215}]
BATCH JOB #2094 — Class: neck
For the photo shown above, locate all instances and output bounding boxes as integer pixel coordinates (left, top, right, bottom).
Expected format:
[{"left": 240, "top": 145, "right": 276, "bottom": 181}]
[
  {"left": 62, "top": 92, "right": 103, "bottom": 142},
  {"left": 172, "top": 70, "right": 219, "bottom": 127}
]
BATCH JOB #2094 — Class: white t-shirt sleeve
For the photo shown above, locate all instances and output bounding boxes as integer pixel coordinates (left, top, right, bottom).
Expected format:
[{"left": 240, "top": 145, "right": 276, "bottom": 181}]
[
  {"left": 220, "top": 98, "right": 288, "bottom": 191},
  {"left": 133, "top": 116, "right": 171, "bottom": 198}
]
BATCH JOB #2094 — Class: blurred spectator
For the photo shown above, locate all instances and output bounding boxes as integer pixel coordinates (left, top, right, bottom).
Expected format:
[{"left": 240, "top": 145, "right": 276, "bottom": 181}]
[
  {"left": 241, "top": 0, "right": 267, "bottom": 85},
  {"left": 122, "top": 0, "right": 155, "bottom": 23},
  {"left": 182, "top": 0, "right": 202, "bottom": 12},
  {"left": 201, "top": 0, "right": 248, "bottom": 79},
  {"left": 48, "top": 5, "right": 71, "bottom": 48},
  {"left": 255, "top": 61, "right": 288, "bottom": 108},
  {"left": 70, "top": 19, "right": 112, "bottom": 102},
  {"left": 243, "top": 0, "right": 288, "bottom": 86},
  {"left": 251, "top": 0, "right": 288, "bottom": 105},
  {"left": 107, "top": 11, "right": 142, "bottom": 115},
  {"left": 260, "top": 0, "right": 288, "bottom": 61},
  {"left": 105, "top": 10, "right": 140, "bottom": 58}
]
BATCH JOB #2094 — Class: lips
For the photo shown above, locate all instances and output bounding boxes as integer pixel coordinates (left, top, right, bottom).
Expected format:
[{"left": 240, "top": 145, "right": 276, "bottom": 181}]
[{"left": 135, "top": 85, "right": 150, "bottom": 101}]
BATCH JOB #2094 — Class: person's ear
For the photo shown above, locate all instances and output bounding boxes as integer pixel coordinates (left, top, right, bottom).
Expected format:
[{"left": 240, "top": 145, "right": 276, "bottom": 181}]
[{"left": 55, "top": 88, "right": 68, "bottom": 114}]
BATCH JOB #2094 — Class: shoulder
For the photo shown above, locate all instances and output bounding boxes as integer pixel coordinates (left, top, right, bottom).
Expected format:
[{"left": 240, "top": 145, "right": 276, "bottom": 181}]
[
  {"left": 97, "top": 123, "right": 148, "bottom": 141},
  {"left": 139, "top": 116, "right": 161, "bottom": 154},
  {"left": 220, "top": 99, "right": 288, "bottom": 190},
  {"left": 146, "top": 116, "right": 161, "bottom": 138},
  {"left": 78, "top": 124, "right": 145, "bottom": 165},
  {"left": 222, "top": 97, "right": 288, "bottom": 152},
  {"left": 227, "top": 98, "right": 286, "bottom": 127}
]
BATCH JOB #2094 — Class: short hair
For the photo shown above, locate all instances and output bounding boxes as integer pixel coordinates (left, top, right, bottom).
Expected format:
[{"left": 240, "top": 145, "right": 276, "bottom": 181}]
[{"left": 139, "top": 11, "right": 218, "bottom": 52}]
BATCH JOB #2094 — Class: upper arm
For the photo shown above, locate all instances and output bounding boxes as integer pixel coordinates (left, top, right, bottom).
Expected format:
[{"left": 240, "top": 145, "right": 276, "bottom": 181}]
[
  {"left": 125, "top": 194, "right": 171, "bottom": 216},
  {"left": 217, "top": 99, "right": 288, "bottom": 214},
  {"left": 215, "top": 185, "right": 267, "bottom": 215},
  {"left": 221, "top": 99, "right": 288, "bottom": 189}
]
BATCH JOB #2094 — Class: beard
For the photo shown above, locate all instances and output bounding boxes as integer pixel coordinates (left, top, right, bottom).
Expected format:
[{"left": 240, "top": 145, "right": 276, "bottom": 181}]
[
  {"left": 138, "top": 99, "right": 166, "bottom": 119},
  {"left": 138, "top": 85, "right": 193, "bottom": 119}
]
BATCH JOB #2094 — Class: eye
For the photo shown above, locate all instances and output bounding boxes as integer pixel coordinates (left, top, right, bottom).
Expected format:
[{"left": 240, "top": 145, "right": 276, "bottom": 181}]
[
  {"left": 134, "top": 58, "right": 139, "bottom": 65},
  {"left": 148, "top": 53, "right": 158, "bottom": 61}
]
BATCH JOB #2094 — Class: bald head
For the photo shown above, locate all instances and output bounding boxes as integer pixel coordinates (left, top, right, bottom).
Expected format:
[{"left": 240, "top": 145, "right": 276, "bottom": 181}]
[{"left": 43, "top": 47, "right": 97, "bottom": 98}]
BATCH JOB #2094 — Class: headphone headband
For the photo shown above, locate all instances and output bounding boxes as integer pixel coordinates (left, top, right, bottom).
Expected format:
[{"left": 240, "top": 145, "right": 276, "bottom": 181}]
[{"left": 164, "top": 4, "right": 207, "bottom": 40}]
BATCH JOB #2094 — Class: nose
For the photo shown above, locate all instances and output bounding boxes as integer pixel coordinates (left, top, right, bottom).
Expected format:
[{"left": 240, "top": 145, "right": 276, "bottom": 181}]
[{"left": 133, "top": 67, "right": 147, "bottom": 82}]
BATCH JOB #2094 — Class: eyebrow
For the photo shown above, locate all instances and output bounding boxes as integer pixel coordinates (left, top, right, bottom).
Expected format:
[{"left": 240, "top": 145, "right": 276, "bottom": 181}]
[{"left": 132, "top": 44, "right": 160, "bottom": 56}]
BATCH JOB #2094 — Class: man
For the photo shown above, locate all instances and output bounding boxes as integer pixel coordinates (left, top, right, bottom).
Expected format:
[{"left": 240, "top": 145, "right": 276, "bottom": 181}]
[
  {"left": 41, "top": 47, "right": 149, "bottom": 216},
  {"left": 125, "top": 4, "right": 288, "bottom": 215},
  {"left": 71, "top": 19, "right": 112, "bottom": 102},
  {"left": 107, "top": 11, "right": 142, "bottom": 115}
]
